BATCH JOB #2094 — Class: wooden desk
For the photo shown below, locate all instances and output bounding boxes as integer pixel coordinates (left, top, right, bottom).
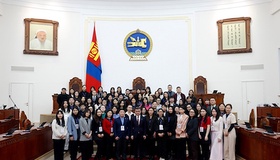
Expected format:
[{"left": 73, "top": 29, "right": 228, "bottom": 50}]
[
  {"left": 236, "top": 126, "right": 280, "bottom": 160},
  {"left": 0, "top": 109, "right": 19, "bottom": 120},
  {"left": 0, "top": 126, "right": 52, "bottom": 160},
  {"left": 0, "top": 119, "right": 19, "bottom": 134},
  {"left": 194, "top": 93, "right": 224, "bottom": 105}
]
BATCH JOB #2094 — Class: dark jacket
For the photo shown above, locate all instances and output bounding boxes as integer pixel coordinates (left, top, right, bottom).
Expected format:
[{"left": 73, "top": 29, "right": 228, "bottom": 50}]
[
  {"left": 113, "top": 116, "right": 130, "bottom": 138},
  {"left": 131, "top": 115, "right": 146, "bottom": 138},
  {"left": 187, "top": 117, "right": 199, "bottom": 141},
  {"left": 165, "top": 114, "right": 177, "bottom": 136}
]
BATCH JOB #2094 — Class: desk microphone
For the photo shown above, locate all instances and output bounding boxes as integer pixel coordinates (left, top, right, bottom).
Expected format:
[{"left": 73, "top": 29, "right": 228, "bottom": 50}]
[{"left": 9, "top": 95, "right": 18, "bottom": 109}]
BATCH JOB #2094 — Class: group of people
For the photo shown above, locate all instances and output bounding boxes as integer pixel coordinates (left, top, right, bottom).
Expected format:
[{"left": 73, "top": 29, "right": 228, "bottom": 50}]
[{"left": 52, "top": 85, "right": 237, "bottom": 160}]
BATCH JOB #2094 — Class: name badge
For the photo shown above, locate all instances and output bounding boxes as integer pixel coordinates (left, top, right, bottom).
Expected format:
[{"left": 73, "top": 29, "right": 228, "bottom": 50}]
[
  {"left": 121, "top": 125, "right": 125, "bottom": 131},
  {"left": 99, "top": 127, "right": 103, "bottom": 132},
  {"left": 111, "top": 127, "right": 113, "bottom": 133},
  {"left": 60, "top": 128, "right": 65, "bottom": 133},
  {"left": 200, "top": 127, "right": 204, "bottom": 132},
  {"left": 177, "top": 124, "right": 182, "bottom": 129},
  {"left": 211, "top": 125, "right": 215, "bottom": 131},
  {"left": 225, "top": 124, "right": 228, "bottom": 129},
  {"left": 75, "top": 124, "right": 79, "bottom": 129},
  {"left": 159, "top": 125, "right": 163, "bottom": 131}
]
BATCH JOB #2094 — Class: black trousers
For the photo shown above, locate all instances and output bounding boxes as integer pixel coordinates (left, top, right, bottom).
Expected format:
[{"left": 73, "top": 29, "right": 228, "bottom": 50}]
[
  {"left": 157, "top": 136, "right": 167, "bottom": 159},
  {"left": 133, "top": 135, "right": 145, "bottom": 158},
  {"left": 145, "top": 136, "right": 155, "bottom": 158},
  {"left": 115, "top": 138, "right": 127, "bottom": 160},
  {"left": 188, "top": 139, "right": 199, "bottom": 160},
  {"left": 167, "top": 136, "right": 175, "bottom": 158},
  {"left": 80, "top": 140, "right": 92, "bottom": 160},
  {"left": 95, "top": 137, "right": 105, "bottom": 159},
  {"left": 69, "top": 140, "right": 79, "bottom": 160},
  {"left": 104, "top": 133, "right": 114, "bottom": 159},
  {"left": 199, "top": 132, "right": 210, "bottom": 160},
  {"left": 53, "top": 139, "right": 65, "bottom": 160},
  {"left": 175, "top": 138, "right": 186, "bottom": 160}
]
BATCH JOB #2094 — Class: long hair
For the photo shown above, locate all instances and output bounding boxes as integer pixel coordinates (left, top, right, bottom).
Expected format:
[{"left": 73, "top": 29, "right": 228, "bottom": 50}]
[
  {"left": 199, "top": 107, "right": 209, "bottom": 124},
  {"left": 61, "top": 100, "right": 70, "bottom": 113},
  {"left": 71, "top": 106, "right": 80, "bottom": 119},
  {"left": 56, "top": 110, "right": 65, "bottom": 127},
  {"left": 94, "top": 109, "right": 102, "bottom": 123},
  {"left": 211, "top": 107, "right": 220, "bottom": 122}
]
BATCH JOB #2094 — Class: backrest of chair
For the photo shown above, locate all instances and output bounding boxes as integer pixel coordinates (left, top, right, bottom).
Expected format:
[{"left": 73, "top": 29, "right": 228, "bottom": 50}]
[
  {"left": 249, "top": 109, "right": 255, "bottom": 127},
  {"left": 69, "top": 77, "right": 82, "bottom": 92},
  {"left": 194, "top": 76, "right": 207, "bottom": 94},
  {"left": 132, "top": 77, "right": 146, "bottom": 90}
]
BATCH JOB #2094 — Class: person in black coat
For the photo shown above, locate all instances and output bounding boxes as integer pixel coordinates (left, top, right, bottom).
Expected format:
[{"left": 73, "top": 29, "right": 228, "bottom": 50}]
[
  {"left": 154, "top": 109, "right": 167, "bottom": 160},
  {"left": 79, "top": 85, "right": 90, "bottom": 99},
  {"left": 131, "top": 107, "right": 146, "bottom": 159},
  {"left": 92, "top": 109, "right": 105, "bottom": 160},
  {"left": 186, "top": 108, "right": 199, "bottom": 160},
  {"left": 145, "top": 107, "right": 156, "bottom": 160},
  {"left": 165, "top": 106, "right": 177, "bottom": 160},
  {"left": 57, "top": 88, "right": 69, "bottom": 107}
]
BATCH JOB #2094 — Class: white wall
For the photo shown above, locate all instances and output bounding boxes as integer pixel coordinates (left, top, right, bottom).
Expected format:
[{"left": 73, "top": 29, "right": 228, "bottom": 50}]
[
  {"left": 194, "top": 2, "right": 280, "bottom": 119},
  {"left": 0, "top": 1, "right": 279, "bottom": 122}
]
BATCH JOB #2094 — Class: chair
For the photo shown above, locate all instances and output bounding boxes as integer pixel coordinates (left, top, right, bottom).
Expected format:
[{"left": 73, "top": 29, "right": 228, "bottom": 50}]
[
  {"left": 249, "top": 109, "right": 255, "bottom": 127},
  {"left": 194, "top": 76, "right": 207, "bottom": 94},
  {"left": 131, "top": 77, "right": 146, "bottom": 95},
  {"left": 260, "top": 117, "right": 270, "bottom": 128},
  {"left": 69, "top": 77, "right": 82, "bottom": 92},
  {"left": 20, "top": 111, "right": 31, "bottom": 130}
]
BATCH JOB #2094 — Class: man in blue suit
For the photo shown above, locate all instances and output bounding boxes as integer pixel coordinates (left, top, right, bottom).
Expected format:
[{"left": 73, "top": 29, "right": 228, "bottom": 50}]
[
  {"left": 114, "top": 109, "right": 130, "bottom": 160},
  {"left": 131, "top": 107, "right": 146, "bottom": 160}
]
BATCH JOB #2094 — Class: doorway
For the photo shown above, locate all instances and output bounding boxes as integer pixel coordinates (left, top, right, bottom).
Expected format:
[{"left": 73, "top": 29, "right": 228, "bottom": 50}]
[
  {"left": 241, "top": 80, "right": 264, "bottom": 122},
  {"left": 9, "top": 83, "right": 33, "bottom": 121}
]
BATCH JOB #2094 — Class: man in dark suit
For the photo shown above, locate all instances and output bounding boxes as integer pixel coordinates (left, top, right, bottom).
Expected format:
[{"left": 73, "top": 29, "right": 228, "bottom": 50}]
[
  {"left": 206, "top": 97, "right": 217, "bottom": 116},
  {"left": 131, "top": 107, "right": 146, "bottom": 160},
  {"left": 57, "top": 88, "right": 69, "bottom": 107},
  {"left": 114, "top": 109, "right": 130, "bottom": 160}
]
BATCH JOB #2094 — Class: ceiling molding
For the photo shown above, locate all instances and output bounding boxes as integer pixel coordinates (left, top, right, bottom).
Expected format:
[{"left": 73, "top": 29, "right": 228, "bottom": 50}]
[
  {"left": 1, "top": 0, "right": 272, "bottom": 16},
  {"left": 270, "top": 0, "right": 280, "bottom": 15}
]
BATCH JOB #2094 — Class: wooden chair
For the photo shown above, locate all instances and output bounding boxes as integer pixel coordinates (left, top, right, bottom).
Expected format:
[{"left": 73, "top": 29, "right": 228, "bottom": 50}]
[
  {"left": 194, "top": 76, "right": 207, "bottom": 94},
  {"left": 131, "top": 77, "right": 146, "bottom": 95},
  {"left": 69, "top": 77, "right": 82, "bottom": 92},
  {"left": 249, "top": 109, "right": 255, "bottom": 127},
  {"left": 20, "top": 111, "right": 31, "bottom": 130},
  {"left": 260, "top": 117, "right": 270, "bottom": 129}
]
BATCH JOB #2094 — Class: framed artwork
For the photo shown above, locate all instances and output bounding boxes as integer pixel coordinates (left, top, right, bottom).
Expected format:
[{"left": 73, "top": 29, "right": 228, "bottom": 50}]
[
  {"left": 217, "top": 17, "right": 252, "bottom": 54},
  {"left": 23, "top": 18, "right": 59, "bottom": 55}
]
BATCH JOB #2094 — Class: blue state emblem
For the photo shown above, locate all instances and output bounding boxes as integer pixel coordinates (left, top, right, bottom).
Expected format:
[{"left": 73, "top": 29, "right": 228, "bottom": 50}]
[{"left": 124, "top": 29, "right": 153, "bottom": 61}]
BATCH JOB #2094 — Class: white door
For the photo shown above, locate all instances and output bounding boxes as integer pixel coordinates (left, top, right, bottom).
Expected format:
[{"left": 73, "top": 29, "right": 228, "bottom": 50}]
[
  {"left": 241, "top": 81, "right": 264, "bottom": 122},
  {"left": 9, "top": 83, "right": 33, "bottom": 121}
]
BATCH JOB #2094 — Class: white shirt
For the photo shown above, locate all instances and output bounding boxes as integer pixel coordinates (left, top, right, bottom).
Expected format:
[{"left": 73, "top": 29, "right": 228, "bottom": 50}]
[
  {"left": 176, "top": 93, "right": 181, "bottom": 104},
  {"left": 30, "top": 38, "right": 53, "bottom": 50}
]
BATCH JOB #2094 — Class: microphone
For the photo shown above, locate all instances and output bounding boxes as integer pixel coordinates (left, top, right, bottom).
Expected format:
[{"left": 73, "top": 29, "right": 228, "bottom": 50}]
[{"left": 9, "top": 95, "right": 17, "bottom": 109}]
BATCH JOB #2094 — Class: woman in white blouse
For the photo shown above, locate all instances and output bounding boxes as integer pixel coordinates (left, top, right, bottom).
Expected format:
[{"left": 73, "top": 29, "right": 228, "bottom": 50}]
[
  {"left": 52, "top": 110, "right": 67, "bottom": 160},
  {"left": 223, "top": 104, "right": 236, "bottom": 160},
  {"left": 210, "top": 107, "right": 223, "bottom": 160}
]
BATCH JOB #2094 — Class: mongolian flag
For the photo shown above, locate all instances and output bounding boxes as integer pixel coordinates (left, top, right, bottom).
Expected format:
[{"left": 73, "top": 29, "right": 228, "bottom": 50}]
[{"left": 85, "top": 25, "right": 102, "bottom": 92}]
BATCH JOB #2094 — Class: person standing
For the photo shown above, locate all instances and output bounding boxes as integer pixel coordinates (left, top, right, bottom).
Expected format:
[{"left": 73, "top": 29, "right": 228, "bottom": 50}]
[
  {"left": 165, "top": 106, "right": 177, "bottom": 160},
  {"left": 223, "top": 104, "right": 236, "bottom": 160},
  {"left": 79, "top": 109, "right": 93, "bottom": 160},
  {"left": 67, "top": 106, "right": 80, "bottom": 160},
  {"left": 114, "top": 109, "right": 130, "bottom": 160},
  {"left": 145, "top": 107, "right": 156, "bottom": 160},
  {"left": 131, "top": 107, "right": 146, "bottom": 159},
  {"left": 154, "top": 109, "right": 167, "bottom": 160},
  {"left": 57, "top": 88, "right": 69, "bottom": 107},
  {"left": 103, "top": 110, "right": 115, "bottom": 160},
  {"left": 198, "top": 108, "right": 211, "bottom": 160},
  {"left": 52, "top": 110, "right": 67, "bottom": 160},
  {"left": 186, "top": 109, "right": 199, "bottom": 160},
  {"left": 92, "top": 109, "right": 105, "bottom": 160},
  {"left": 210, "top": 107, "right": 223, "bottom": 160},
  {"left": 175, "top": 106, "right": 189, "bottom": 160}
]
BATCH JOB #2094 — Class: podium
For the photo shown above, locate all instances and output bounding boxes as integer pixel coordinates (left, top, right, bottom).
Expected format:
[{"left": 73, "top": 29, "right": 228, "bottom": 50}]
[{"left": 194, "top": 93, "right": 224, "bottom": 105}]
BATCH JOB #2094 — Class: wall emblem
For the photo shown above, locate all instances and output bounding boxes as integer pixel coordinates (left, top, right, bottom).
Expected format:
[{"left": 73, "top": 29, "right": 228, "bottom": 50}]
[{"left": 124, "top": 29, "right": 153, "bottom": 61}]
